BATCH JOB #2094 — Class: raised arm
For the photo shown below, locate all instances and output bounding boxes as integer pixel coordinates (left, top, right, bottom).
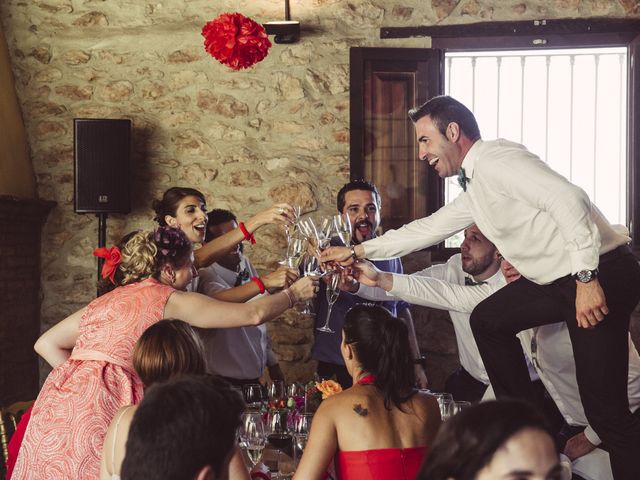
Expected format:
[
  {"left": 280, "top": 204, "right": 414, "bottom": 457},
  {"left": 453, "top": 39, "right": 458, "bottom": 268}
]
[
  {"left": 321, "top": 196, "right": 473, "bottom": 266},
  {"left": 351, "top": 259, "right": 501, "bottom": 313},
  {"left": 200, "top": 266, "right": 298, "bottom": 303},
  {"left": 34, "top": 306, "right": 85, "bottom": 368},
  {"left": 165, "top": 276, "right": 317, "bottom": 328},
  {"left": 194, "top": 204, "right": 295, "bottom": 268}
]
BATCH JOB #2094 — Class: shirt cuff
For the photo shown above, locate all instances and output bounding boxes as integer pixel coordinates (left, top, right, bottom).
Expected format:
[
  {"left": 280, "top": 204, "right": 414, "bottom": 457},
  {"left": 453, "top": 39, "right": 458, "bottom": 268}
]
[
  {"left": 388, "top": 274, "right": 409, "bottom": 298},
  {"left": 583, "top": 425, "right": 601, "bottom": 446}
]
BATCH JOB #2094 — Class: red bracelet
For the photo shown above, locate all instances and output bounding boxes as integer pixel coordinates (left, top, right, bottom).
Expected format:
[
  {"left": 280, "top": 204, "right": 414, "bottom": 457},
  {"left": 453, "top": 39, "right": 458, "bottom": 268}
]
[
  {"left": 238, "top": 222, "right": 256, "bottom": 245},
  {"left": 251, "top": 276, "right": 266, "bottom": 294}
]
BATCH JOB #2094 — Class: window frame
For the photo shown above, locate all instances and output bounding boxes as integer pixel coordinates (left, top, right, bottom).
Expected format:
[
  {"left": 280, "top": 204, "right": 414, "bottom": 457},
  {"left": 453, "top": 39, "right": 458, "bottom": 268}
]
[{"left": 372, "top": 19, "right": 640, "bottom": 257}]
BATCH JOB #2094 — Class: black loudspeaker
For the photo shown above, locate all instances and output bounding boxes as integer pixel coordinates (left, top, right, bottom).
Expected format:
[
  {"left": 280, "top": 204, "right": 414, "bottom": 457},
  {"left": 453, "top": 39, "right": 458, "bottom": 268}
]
[{"left": 74, "top": 118, "right": 132, "bottom": 213}]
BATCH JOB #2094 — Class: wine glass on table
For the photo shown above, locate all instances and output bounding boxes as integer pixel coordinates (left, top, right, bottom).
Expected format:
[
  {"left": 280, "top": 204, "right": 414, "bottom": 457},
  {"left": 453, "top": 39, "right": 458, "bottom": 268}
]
[
  {"left": 243, "top": 383, "right": 264, "bottom": 411},
  {"left": 267, "top": 409, "right": 294, "bottom": 478},
  {"left": 316, "top": 272, "right": 340, "bottom": 333},
  {"left": 293, "top": 413, "right": 313, "bottom": 464},
  {"left": 268, "top": 380, "right": 287, "bottom": 410},
  {"left": 239, "top": 411, "right": 267, "bottom": 469}
]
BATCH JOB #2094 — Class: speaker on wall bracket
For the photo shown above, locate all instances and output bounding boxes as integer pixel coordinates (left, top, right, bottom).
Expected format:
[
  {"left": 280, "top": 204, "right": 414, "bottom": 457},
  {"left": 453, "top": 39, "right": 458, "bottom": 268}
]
[{"left": 73, "top": 118, "right": 132, "bottom": 294}]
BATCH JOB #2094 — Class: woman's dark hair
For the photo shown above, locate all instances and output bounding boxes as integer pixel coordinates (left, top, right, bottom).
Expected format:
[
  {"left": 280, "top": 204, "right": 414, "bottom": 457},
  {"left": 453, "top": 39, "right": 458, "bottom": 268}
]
[
  {"left": 121, "top": 374, "right": 243, "bottom": 480},
  {"left": 417, "top": 399, "right": 555, "bottom": 480},
  {"left": 343, "top": 304, "right": 415, "bottom": 410},
  {"left": 336, "top": 179, "right": 381, "bottom": 213},
  {"left": 152, "top": 226, "right": 193, "bottom": 277},
  {"left": 152, "top": 187, "right": 206, "bottom": 226},
  {"left": 205, "top": 209, "right": 238, "bottom": 243},
  {"left": 133, "top": 319, "right": 206, "bottom": 387},
  {"left": 408, "top": 95, "right": 481, "bottom": 142}
]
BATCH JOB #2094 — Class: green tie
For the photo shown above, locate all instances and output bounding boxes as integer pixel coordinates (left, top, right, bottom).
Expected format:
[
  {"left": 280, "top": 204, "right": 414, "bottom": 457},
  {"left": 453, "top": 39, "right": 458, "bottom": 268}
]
[{"left": 457, "top": 168, "right": 468, "bottom": 192}]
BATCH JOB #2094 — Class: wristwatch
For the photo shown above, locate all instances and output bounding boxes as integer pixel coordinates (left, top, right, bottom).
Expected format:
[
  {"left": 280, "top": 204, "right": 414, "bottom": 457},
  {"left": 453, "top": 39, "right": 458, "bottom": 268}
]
[
  {"left": 413, "top": 356, "right": 427, "bottom": 368},
  {"left": 574, "top": 268, "right": 598, "bottom": 283},
  {"left": 350, "top": 245, "right": 358, "bottom": 261}
]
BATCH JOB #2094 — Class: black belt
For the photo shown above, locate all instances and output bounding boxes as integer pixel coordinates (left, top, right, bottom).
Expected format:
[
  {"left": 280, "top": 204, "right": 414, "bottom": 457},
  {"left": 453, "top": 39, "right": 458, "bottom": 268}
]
[{"left": 600, "top": 244, "right": 632, "bottom": 264}]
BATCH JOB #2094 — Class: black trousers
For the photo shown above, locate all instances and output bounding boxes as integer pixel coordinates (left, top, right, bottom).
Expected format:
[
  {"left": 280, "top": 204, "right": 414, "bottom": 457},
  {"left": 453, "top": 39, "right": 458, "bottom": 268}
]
[
  {"left": 471, "top": 248, "right": 640, "bottom": 480},
  {"left": 444, "top": 366, "right": 488, "bottom": 402}
]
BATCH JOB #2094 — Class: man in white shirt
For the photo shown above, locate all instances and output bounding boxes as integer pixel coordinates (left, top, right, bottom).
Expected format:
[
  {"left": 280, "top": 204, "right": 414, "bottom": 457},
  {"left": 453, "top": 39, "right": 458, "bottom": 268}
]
[
  {"left": 197, "top": 209, "right": 298, "bottom": 387},
  {"left": 323, "top": 95, "right": 640, "bottom": 479},
  {"left": 354, "top": 227, "right": 640, "bottom": 480},
  {"left": 358, "top": 224, "right": 534, "bottom": 402}
]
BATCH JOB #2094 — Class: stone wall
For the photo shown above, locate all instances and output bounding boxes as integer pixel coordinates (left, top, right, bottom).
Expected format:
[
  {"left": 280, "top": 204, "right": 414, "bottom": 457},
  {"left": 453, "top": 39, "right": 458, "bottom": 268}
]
[{"left": 0, "top": 0, "right": 638, "bottom": 387}]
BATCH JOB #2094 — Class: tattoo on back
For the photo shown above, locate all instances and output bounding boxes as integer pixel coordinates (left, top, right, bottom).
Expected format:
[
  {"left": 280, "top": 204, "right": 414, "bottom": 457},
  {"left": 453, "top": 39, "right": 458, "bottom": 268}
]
[{"left": 353, "top": 403, "right": 369, "bottom": 417}]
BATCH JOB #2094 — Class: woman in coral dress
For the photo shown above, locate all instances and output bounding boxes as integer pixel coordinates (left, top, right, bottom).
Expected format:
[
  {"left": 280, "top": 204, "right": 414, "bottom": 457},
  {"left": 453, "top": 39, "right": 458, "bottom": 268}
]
[
  {"left": 294, "top": 304, "right": 441, "bottom": 480},
  {"left": 12, "top": 226, "right": 316, "bottom": 480}
]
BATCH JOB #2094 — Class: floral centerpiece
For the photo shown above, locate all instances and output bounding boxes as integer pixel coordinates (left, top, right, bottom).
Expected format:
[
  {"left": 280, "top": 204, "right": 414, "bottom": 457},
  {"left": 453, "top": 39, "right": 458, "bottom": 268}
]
[{"left": 265, "top": 379, "right": 343, "bottom": 430}]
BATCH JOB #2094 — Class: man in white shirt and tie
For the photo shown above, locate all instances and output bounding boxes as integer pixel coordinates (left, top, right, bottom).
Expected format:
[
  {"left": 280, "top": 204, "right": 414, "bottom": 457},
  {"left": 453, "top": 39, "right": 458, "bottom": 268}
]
[{"left": 323, "top": 95, "right": 640, "bottom": 480}]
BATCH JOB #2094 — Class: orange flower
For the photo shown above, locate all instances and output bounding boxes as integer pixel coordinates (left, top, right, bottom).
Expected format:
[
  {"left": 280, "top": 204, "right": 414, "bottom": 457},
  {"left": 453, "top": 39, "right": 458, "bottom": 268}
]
[{"left": 316, "top": 379, "right": 343, "bottom": 399}]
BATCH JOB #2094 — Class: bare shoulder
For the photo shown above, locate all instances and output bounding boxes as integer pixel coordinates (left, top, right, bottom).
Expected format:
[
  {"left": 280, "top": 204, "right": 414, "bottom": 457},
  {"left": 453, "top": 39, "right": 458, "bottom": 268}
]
[{"left": 410, "top": 391, "right": 440, "bottom": 415}]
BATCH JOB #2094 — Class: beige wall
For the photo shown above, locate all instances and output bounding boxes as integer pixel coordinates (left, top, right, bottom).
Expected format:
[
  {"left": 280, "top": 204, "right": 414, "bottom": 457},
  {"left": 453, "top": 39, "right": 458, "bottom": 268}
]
[
  {"left": 0, "top": 22, "right": 35, "bottom": 199},
  {"left": 0, "top": 0, "right": 637, "bottom": 382}
]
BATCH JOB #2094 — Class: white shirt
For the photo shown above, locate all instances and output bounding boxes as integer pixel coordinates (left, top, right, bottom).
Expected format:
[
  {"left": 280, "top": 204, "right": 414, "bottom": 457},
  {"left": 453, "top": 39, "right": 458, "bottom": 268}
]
[
  {"left": 358, "top": 254, "right": 513, "bottom": 385},
  {"left": 519, "top": 325, "right": 640, "bottom": 446},
  {"left": 197, "top": 256, "right": 271, "bottom": 380},
  {"left": 362, "top": 139, "right": 629, "bottom": 284},
  {"left": 359, "top": 257, "right": 640, "bottom": 450}
]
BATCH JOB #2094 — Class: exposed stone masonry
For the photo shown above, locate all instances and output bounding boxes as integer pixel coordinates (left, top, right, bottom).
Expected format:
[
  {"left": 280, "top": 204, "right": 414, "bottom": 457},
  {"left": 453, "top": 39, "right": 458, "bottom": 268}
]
[{"left": 0, "top": 0, "right": 638, "bottom": 385}]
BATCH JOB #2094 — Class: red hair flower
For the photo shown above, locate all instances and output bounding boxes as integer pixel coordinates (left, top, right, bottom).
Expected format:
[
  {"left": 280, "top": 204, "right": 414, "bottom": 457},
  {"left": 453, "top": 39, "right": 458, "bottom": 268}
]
[
  {"left": 202, "top": 12, "right": 272, "bottom": 71},
  {"left": 93, "top": 246, "right": 122, "bottom": 284}
]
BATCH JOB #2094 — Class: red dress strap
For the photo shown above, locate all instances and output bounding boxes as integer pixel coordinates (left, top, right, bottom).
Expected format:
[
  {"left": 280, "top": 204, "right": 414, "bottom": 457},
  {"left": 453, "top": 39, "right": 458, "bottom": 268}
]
[{"left": 356, "top": 374, "right": 376, "bottom": 385}]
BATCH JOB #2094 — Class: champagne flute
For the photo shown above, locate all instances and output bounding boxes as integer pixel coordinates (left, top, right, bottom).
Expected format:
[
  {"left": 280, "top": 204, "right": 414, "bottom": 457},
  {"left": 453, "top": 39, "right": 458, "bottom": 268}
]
[
  {"left": 316, "top": 273, "right": 340, "bottom": 333},
  {"left": 293, "top": 413, "right": 313, "bottom": 463},
  {"left": 333, "top": 214, "right": 352, "bottom": 246},
  {"left": 280, "top": 237, "right": 305, "bottom": 269},
  {"left": 239, "top": 412, "right": 267, "bottom": 468},
  {"left": 283, "top": 205, "right": 302, "bottom": 245},
  {"left": 298, "top": 254, "right": 318, "bottom": 316}
]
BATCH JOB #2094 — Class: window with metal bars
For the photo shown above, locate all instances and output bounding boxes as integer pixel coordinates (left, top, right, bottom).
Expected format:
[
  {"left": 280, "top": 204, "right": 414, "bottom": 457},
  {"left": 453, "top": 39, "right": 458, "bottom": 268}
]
[
  {"left": 444, "top": 47, "right": 628, "bottom": 247},
  {"left": 350, "top": 19, "right": 640, "bottom": 258}
]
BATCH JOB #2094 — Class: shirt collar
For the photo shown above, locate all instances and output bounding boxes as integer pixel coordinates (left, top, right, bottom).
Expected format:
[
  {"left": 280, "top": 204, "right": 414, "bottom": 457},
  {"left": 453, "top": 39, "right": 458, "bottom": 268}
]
[{"left": 460, "top": 138, "right": 483, "bottom": 180}]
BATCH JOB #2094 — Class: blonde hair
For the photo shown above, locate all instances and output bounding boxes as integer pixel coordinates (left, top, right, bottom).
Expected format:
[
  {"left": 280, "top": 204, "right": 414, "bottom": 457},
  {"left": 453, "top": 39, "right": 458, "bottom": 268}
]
[{"left": 119, "top": 231, "right": 157, "bottom": 286}]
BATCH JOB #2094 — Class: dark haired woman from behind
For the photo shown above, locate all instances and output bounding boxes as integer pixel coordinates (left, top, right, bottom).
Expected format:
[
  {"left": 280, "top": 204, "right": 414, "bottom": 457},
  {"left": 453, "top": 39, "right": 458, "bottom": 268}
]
[
  {"left": 152, "top": 186, "right": 295, "bottom": 269},
  {"left": 12, "top": 226, "right": 316, "bottom": 480},
  {"left": 418, "top": 399, "right": 570, "bottom": 480},
  {"left": 294, "top": 305, "right": 441, "bottom": 480}
]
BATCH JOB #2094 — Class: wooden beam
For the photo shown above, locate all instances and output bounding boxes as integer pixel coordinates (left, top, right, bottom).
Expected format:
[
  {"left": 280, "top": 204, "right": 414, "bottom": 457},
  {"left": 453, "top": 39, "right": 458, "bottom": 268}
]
[{"left": 380, "top": 18, "right": 640, "bottom": 40}]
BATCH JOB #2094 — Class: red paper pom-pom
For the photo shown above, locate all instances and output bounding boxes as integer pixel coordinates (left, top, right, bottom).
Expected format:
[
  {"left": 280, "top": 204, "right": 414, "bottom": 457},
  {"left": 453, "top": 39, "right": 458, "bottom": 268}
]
[{"left": 202, "top": 12, "right": 272, "bottom": 71}]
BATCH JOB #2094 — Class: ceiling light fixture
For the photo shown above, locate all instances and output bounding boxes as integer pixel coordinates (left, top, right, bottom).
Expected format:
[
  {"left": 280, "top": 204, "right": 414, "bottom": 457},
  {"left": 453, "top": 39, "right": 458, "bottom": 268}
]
[{"left": 264, "top": 0, "right": 300, "bottom": 44}]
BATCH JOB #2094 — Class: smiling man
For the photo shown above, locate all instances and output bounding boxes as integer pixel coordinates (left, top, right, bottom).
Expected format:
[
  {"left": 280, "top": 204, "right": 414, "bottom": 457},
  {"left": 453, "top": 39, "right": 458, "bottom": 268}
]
[
  {"left": 322, "top": 96, "right": 640, "bottom": 480},
  {"left": 312, "top": 179, "right": 426, "bottom": 388}
]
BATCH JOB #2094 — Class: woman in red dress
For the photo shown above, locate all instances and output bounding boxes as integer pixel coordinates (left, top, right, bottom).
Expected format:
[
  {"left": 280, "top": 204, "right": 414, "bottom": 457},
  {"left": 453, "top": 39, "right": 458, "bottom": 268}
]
[{"left": 294, "top": 304, "right": 441, "bottom": 480}]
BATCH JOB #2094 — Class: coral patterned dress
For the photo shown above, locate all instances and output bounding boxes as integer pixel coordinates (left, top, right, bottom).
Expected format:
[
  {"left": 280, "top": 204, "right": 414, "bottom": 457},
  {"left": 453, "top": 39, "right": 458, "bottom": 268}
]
[{"left": 12, "top": 278, "right": 175, "bottom": 480}]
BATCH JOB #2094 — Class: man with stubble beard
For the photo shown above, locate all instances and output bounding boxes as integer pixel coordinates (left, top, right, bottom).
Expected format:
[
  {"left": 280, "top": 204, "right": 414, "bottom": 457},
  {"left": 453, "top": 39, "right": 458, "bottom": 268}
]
[{"left": 311, "top": 179, "right": 427, "bottom": 389}]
